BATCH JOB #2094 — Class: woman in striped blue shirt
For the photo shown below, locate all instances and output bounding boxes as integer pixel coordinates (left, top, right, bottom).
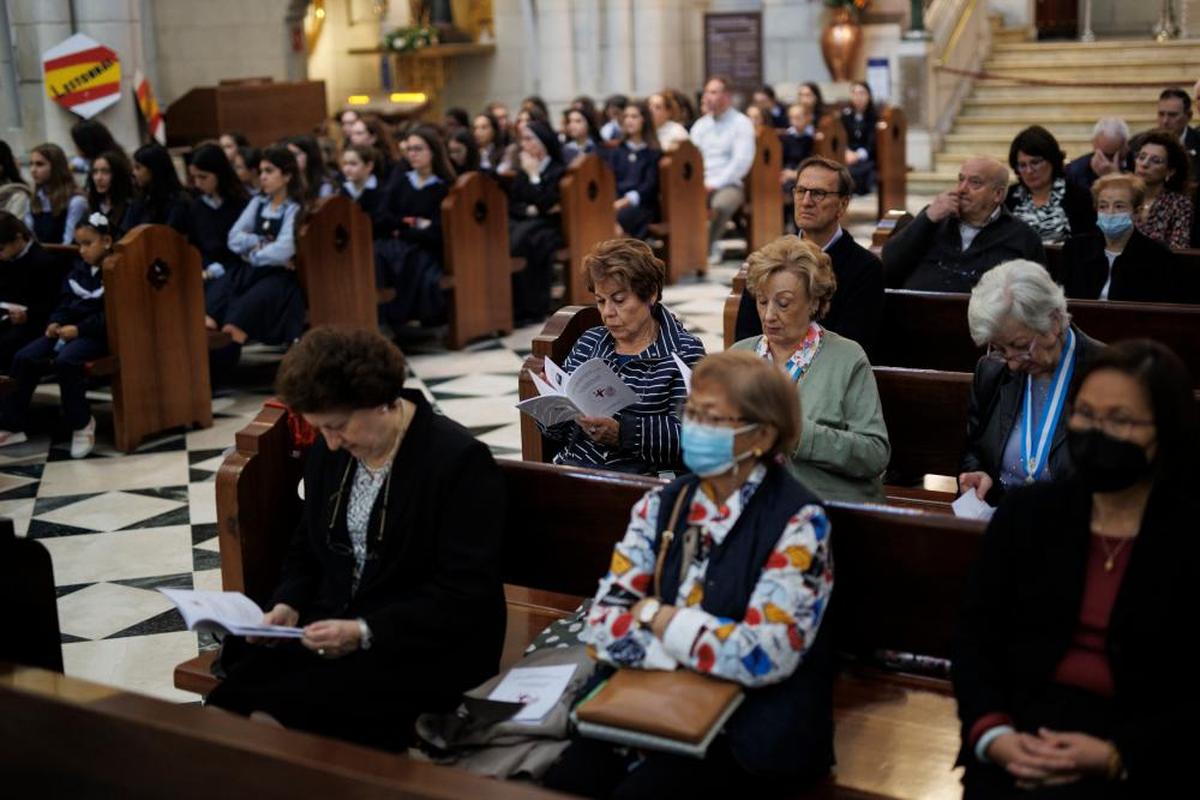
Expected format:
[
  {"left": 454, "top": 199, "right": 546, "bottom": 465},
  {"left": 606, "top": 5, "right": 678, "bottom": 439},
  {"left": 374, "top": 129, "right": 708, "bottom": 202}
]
[{"left": 542, "top": 238, "right": 705, "bottom": 476}]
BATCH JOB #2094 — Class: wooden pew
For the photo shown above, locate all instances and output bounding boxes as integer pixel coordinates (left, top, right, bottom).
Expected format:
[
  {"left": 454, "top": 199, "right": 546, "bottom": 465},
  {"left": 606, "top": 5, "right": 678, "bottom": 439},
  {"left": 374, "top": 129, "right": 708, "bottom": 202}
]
[
  {"left": 175, "top": 405, "right": 975, "bottom": 798},
  {"left": 745, "top": 126, "right": 784, "bottom": 254},
  {"left": 441, "top": 171, "right": 515, "bottom": 348},
  {"left": 0, "top": 519, "right": 62, "bottom": 673},
  {"left": 1043, "top": 241, "right": 1200, "bottom": 292},
  {"left": 559, "top": 154, "right": 616, "bottom": 306},
  {"left": 295, "top": 195, "right": 378, "bottom": 331},
  {"left": 874, "top": 106, "right": 908, "bottom": 221},
  {"left": 103, "top": 224, "right": 215, "bottom": 452},
  {"left": 869, "top": 210, "right": 913, "bottom": 259},
  {"left": 812, "top": 111, "right": 847, "bottom": 164},
  {"left": 1, "top": 662, "right": 569, "bottom": 800},
  {"left": 648, "top": 139, "right": 708, "bottom": 284}
]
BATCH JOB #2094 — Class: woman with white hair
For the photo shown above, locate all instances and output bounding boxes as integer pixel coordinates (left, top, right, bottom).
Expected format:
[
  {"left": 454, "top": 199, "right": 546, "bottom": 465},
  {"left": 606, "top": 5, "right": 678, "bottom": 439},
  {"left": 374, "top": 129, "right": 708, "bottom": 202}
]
[{"left": 958, "top": 260, "right": 1104, "bottom": 505}]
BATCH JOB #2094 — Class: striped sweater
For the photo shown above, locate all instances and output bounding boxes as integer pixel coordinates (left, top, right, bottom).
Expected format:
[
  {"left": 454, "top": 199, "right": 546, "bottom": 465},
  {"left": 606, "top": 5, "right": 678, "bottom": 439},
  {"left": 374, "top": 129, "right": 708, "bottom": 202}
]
[{"left": 545, "top": 304, "right": 705, "bottom": 475}]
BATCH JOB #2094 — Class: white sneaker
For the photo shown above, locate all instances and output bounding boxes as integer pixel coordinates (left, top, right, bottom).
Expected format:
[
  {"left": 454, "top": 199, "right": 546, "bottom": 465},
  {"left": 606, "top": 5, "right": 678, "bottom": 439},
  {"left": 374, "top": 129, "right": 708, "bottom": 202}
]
[
  {"left": 0, "top": 430, "right": 28, "bottom": 448},
  {"left": 70, "top": 417, "right": 96, "bottom": 459},
  {"left": 707, "top": 246, "right": 724, "bottom": 266}
]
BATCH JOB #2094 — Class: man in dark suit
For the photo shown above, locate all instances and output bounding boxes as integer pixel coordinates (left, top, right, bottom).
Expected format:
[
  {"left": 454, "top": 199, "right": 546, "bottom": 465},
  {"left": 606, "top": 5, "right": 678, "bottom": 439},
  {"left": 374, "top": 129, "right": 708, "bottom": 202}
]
[
  {"left": 735, "top": 156, "right": 884, "bottom": 358},
  {"left": 1064, "top": 117, "right": 1129, "bottom": 195},
  {"left": 1155, "top": 87, "right": 1200, "bottom": 180}
]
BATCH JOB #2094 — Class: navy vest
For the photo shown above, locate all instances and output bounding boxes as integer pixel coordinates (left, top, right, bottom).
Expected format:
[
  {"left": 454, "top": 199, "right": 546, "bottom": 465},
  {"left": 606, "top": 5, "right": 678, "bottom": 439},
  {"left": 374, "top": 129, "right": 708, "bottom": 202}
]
[
  {"left": 31, "top": 208, "right": 66, "bottom": 246},
  {"left": 255, "top": 200, "right": 285, "bottom": 242},
  {"left": 654, "top": 464, "right": 835, "bottom": 778}
]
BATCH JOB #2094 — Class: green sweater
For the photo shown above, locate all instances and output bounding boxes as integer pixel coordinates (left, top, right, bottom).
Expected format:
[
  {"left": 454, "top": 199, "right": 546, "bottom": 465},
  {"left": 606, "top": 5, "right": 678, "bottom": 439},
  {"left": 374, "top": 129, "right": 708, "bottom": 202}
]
[{"left": 732, "top": 331, "right": 890, "bottom": 504}]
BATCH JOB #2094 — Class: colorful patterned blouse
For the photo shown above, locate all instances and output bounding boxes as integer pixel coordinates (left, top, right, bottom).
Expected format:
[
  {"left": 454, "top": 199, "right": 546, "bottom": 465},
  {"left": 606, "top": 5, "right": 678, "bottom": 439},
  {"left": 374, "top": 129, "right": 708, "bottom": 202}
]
[
  {"left": 754, "top": 322, "right": 825, "bottom": 383},
  {"left": 584, "top": 464, "right": 834, "bottom": 687},
  {"left": 1136, "top": 190, "right": 1192, "bottom": 249}
]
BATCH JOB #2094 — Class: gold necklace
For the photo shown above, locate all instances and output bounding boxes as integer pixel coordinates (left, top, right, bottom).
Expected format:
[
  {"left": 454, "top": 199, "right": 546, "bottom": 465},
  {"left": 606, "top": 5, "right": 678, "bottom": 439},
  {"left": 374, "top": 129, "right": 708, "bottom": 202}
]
[{"left": 1095, "top": 533, "right": 1132, "bottom": 572}]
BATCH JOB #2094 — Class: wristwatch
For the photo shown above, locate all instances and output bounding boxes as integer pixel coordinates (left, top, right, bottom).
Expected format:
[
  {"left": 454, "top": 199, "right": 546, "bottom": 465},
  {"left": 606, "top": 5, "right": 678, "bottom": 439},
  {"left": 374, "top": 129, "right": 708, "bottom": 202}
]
[
  {"left": 357, "top": 618, "right": 373, "bottom": 651},
  {"left": 637, "top": 598, "right": 662, "bottom": 628}
]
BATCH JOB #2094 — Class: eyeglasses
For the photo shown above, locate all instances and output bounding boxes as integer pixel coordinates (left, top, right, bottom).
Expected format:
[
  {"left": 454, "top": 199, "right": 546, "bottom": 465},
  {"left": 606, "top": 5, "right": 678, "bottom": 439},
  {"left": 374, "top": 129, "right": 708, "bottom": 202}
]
[
  {"left": 793, "top": 185, "right": 843, "bottom": 201},
  {"left": 1069, "top": 406, "right": 1155, "bottom": 439},
  {"left": 680, "top": 403, "right": 748, "bottom": 427},
  {"left": 985, "top": 338, "right": 1038, "bottom": 363},
  {"left": 1016, "top": 157, "right": 1046, "bottom": 173}
]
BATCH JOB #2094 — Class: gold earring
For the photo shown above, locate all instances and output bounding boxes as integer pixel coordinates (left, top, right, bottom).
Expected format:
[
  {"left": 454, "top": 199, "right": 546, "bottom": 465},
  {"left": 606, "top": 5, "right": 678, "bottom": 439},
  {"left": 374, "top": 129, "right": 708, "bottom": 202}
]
[{"left": 753, "top": 448, "right": 762, "bottom": 458}]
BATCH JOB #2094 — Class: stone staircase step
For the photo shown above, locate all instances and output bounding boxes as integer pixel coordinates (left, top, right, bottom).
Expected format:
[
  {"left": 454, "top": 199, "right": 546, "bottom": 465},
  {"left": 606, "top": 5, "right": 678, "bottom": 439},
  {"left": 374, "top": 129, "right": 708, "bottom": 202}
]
[
  {"left": 990, "top": 38, "right": 1200, "bottom": 54},
  {"left": 954, "top": 115, "right": 1154, "bottom": 130},
  {"left": 960, "top": 100, "right": 1155, "bottom": 117},
  {"left": 967, "top": 86, "right": 1175, "bottom": 101}
]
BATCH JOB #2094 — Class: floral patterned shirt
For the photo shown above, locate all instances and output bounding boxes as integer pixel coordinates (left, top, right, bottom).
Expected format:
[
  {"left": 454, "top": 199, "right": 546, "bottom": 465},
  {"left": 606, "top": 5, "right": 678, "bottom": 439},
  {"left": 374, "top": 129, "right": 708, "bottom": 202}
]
[
  {"left": 754, "top": 322, "right": 825, "bottom": 383},
  {"left": 1136, "top": 190, "right": 1192, "bottom": 250},
  {"left": 584, "top": 464, "right": 834, "bottom": 688},
  {"left": 1011, "top": 178, "right": 1072, "bottom": 244}
]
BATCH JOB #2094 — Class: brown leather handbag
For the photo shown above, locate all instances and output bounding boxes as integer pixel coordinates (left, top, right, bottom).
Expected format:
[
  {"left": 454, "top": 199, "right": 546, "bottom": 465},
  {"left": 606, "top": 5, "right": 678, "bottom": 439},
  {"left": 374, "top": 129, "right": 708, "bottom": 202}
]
[{"left": 572, "top": 489, "right": 744, "bottom": 757}]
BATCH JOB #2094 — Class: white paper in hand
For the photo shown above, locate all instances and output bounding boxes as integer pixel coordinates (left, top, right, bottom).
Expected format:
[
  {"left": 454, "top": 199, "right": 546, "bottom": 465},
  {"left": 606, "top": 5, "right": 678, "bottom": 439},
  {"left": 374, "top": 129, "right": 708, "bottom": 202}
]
[
  {"left": 671, "top": 353, "right": 692, "bottom": 395},
  {"left": 488, "top": 663, "right": 578, "bottom": 723},
  {"left": 517, "top": 357, "right": 638, "bottom": 428},
  {"left": 160, "top": 588, "right": 305, "bottom": 638},
  {"left": 952, "top": 491, "right": 996, "bottom": 521}
]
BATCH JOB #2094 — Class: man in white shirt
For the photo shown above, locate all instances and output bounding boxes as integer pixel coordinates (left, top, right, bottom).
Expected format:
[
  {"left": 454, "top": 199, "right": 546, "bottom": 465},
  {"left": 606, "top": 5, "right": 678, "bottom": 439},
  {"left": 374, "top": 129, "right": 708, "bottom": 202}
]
[{"left": 690, "top": 76, "right": 757, "bottom": 264}]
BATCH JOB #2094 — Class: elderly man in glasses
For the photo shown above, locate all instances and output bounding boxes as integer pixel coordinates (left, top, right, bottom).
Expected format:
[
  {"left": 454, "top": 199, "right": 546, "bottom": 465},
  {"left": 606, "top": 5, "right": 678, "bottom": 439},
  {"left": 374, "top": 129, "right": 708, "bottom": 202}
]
[
  {"left": 882, "top": 156, "right": 1045, "bottom": 293},
  {"left": 733, "top": 156, "right": 884, "bottom": 358},
  {"left": 958, "top": 260, "right": 1104, "bottom": 506}
]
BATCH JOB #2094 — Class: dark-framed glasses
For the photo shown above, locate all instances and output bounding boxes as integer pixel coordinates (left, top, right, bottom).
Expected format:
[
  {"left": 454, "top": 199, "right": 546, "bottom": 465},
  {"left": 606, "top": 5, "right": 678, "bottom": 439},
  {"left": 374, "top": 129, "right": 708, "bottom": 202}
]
[{"left": 1069, "top": 406, "right": 1155, "bottom": 439}]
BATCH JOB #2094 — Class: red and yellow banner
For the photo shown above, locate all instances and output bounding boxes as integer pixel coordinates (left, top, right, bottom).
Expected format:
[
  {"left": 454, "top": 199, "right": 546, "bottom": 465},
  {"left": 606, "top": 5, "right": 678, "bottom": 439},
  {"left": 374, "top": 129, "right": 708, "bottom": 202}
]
[{"left": 42, "top": 33, "right": 122, "bottom": 119}]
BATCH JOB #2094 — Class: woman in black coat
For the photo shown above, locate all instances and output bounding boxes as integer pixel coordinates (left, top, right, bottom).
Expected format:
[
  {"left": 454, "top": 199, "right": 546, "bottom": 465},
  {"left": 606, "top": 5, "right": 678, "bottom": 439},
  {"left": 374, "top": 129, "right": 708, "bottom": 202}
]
[
  {"left": 958, "top": 261, "right": 1103, "bottom": 506},
  {"left": 604, "top": 100, "right": 660, "bottom": 240},
  {"left": 207, "top": 327, "right": 506, "bottom": 751},
  {"left": 1005, "top": 126, "right": 1097, "bottom": 244},
  {"left": 841, "top": 82, "right": 877, "bottom": 196},
  {"left": 0, "top": 212, "right": 62, "bottom": 370},
  {"left": 508, "top": 120, "right": 566, "bottom": 324},
  {"left": 953, "top": 339, "right": 1199, "bottom": 798},
  {"left": 1057, "top": 173, "right": 1179, "bottom": 303}
]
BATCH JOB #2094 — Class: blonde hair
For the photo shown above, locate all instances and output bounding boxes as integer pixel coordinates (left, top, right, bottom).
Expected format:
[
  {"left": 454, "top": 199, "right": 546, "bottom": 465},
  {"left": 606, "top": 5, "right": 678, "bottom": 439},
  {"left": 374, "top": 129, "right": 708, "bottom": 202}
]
[
  {"left": 1091, "top": 172, "right": 1146, "bottom": 210},
  {"left": 745, "top": 235, "right": 837, "bottom": 320},
  {"left": 692, "top": 351, "right": 801, "bottom": 457}
]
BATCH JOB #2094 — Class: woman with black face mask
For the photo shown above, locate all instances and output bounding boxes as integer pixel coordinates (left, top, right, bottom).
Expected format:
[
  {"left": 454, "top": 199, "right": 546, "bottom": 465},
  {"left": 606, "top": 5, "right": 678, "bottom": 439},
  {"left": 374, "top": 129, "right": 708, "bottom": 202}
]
[{"left": 952, "top": 339, "right": 1199, "bottom": 799}]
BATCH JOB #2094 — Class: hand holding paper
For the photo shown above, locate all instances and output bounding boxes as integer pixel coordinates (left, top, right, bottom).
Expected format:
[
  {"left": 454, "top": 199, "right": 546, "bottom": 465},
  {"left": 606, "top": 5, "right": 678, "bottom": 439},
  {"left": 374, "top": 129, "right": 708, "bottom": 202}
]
[{"left": 518, "top": 357, "right": 639, "bottom": 429}]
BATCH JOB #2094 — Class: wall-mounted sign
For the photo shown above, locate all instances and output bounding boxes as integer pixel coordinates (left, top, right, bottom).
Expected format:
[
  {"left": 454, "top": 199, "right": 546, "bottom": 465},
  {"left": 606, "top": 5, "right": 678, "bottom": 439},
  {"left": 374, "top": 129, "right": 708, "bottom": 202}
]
[
  {"left": 703, "top": 13, "right": 763, "bottom": 101},
  {"left": 42, "top": 33, "right": 122, "bottom": 119}
]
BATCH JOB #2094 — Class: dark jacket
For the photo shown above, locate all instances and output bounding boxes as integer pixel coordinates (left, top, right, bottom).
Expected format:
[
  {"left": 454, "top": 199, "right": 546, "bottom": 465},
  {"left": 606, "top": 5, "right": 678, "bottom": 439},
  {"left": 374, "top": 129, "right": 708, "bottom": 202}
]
[
  {"left": 882, "top": 206, "right": 1047, "bottom": 292},
  {"left": 841, "top": 107, "right": 877, "bottom": 161},
  {"left": 272, "top": 389, "right": 506, "bottom": 696},
  {"left": 0, "top": 240, "right": 63, "bottom": 328},
  {"left": 655, "top": 464, "right": 834, "bottom": 779},
  {"left": 1004, "top": 180, "right": 1098, "bottom": 240},
  {"left": 507, "top": 160, "right": 567, "bottom": 221},
  {"left": 603, "top": 143, "right": 660, "bottom": 214},
  {"left": 959, "top": 326, "right": 1103, "bottom": 505},
  {"left": 781, "top": 129, "right": 814, "bottom": 171},
  {"left": 49, "top": 259, "right": 107, "bottom": 341},
  {"left": 340, "top": 179, "right": 393, "bottom": 239},
  {"left": 122, "top": 192, "right": 190, "bottom": 233},
  {"left": 734, "top": 230, "right": 884, "bottom": 359},
  {"left": 182, "top": 193, "right": 248, "bottom": 272},
  {"left": 1058, "top": 229, "right": 1178, "bottom": 303},
  {"left": 384, "top": 172, "right": 449, "bottom": 257},
  {"left": 1064, "top": 152, "right": 1101, "bottom": 195},
  {"left": 952, "top": 477, "right": 1197, "bottom": 792}
]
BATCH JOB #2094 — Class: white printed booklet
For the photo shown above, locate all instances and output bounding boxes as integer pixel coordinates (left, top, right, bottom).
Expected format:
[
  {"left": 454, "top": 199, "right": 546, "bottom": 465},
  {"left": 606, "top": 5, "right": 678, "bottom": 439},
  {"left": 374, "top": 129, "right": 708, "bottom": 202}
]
[
  {"left": 517, "top": 357, "right": 639, "bottom": 428},
  {"left": 160, "top": 588, "right": 305, "bottom": 639}
]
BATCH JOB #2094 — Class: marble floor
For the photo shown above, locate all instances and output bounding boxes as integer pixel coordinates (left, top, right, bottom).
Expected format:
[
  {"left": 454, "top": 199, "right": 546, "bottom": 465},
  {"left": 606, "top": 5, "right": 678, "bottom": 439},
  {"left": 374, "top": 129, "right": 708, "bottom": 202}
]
[{"left": 5, "top": 193, "right": 930, "bottom": 703}]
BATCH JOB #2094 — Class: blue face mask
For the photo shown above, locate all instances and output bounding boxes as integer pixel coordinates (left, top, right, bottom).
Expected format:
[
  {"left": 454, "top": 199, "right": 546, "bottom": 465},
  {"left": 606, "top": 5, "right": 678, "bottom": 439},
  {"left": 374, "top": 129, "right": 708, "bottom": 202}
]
[
  {"left": 681, "top": 419, "right": 759, "bottom": 477},
  {"left": 1096, "top": 212, "right": 1134, "bottom": 239}
]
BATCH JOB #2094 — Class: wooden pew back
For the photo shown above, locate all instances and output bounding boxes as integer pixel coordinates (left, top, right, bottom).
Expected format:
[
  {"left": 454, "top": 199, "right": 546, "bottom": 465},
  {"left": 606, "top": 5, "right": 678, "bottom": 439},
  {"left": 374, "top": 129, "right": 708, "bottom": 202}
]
[
  {"left": 812, "top": 111, "right": 847, "bottom": 164},
  {"left": 441, "top": 172, "right": 514, "bottom": 348},
  {"left": 559, "top": 154, "right": 616, "bottom": 306},
  {"left": 746, "top": 126, "right": 784, "bottom": 253},
  {"left": 874, "top": 367, "right": 972, "bottom": 483},
  {"left": 104, "top": 224, "right": 214, "bottom": 452},
  {"left": 164, "top": 80, "right": 328, "bottom": 147},
  {"left": 654, "top": 139, "right": 708, "bottom": 283},
  {"left": 874, "top": 106, "right": 908, "bottom": 220},
  {"left": 295, "top": 195, "right": 377, "bottom": 331}
]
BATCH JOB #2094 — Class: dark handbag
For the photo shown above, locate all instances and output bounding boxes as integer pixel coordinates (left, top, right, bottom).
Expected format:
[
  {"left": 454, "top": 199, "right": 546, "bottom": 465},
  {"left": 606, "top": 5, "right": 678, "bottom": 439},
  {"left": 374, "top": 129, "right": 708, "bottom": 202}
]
[{"left": 572, "top": 488, "right": 744, "bottom": 757}]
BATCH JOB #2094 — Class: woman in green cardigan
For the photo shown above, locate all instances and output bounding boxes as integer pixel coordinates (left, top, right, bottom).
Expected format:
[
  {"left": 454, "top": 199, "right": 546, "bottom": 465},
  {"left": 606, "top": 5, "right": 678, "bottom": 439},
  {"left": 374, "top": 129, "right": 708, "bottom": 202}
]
[{"left": 732, "top": 235, "right": 890, "bottom": 503}]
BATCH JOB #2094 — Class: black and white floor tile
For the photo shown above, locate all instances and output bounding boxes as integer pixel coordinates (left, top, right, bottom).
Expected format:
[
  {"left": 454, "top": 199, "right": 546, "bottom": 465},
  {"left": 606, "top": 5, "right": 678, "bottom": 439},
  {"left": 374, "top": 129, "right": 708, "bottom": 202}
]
[{"left": 3, "top": 195, "right": 917, "bottom": 702}]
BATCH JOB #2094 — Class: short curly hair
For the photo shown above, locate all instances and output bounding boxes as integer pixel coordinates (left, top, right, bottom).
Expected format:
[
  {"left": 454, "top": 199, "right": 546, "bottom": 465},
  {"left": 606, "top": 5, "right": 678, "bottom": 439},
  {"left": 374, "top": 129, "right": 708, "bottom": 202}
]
[
  {"left": 583, "top": 238, "right": 666, "bottom": 303},
  {"left": 745, "top": 235, "right": 837, "bottom": 321},
  {"left": 275, "top": 326, "right": 407, "bottom": 413}
]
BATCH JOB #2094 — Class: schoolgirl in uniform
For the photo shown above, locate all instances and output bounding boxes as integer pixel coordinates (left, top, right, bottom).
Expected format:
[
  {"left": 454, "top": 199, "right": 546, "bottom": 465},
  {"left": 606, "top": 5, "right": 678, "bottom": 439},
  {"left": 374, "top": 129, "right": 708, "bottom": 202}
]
[
  {"left": 182, "top": 143, "right": 249, "bottom": 303},
  {"left": 377, "top": 126, "right": 455, "bottom": 329},
  {"left": 126, "top": 143, "right": 189, "bottom": 231},
  {"left": 233, "top": 146, "right": 262, "bottom": 198},
  {"left": 28, "top": 144, "right": 87, "bottom": 245},
  {"left": 287, "top": 135, "right": 338, "bottom": 206},
  {"left": 69, "top": 119, "right": 121, "bottom": 175},
  {"left": 605, "top": 100, "right": 661, "bottom": 240},
  {"left": 0, "top": 140, "right": 32, "bottom": 222},
  {"left": 339, "top": 144, "right": 390, "bottom": 235},
  {"left": 0, "top": 212, "right": 62, "bottom": 370},
  {"left": 348, "top": 115, "right": 398, "bottom": 183},
  {"left": 472, "top": 112, "right": 506, "bottom": 172},
  {"left": 86, "top": 150, "right": 134, "bottom": 238},
  {"left": 446, "top": 129, "right": 480, "bottom": 175},
  {"left": 0, "top": 212, "right": 114, "bottom": 457},
  {"left": 208, "top": 145, "right": 306, "bottom": 358},
  {"left": 561, "top": 107, "right": 602, "bottom": 165},
  {"left": 220, "top": 132, "right": 249, "bottom": 164}
]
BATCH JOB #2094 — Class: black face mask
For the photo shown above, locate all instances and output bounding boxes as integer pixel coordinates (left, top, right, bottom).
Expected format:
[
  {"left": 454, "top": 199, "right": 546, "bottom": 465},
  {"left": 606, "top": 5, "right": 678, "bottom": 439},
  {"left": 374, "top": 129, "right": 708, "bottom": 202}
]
[{"left": 1067, "top": 428, "right": 1153, "bottom": 493}]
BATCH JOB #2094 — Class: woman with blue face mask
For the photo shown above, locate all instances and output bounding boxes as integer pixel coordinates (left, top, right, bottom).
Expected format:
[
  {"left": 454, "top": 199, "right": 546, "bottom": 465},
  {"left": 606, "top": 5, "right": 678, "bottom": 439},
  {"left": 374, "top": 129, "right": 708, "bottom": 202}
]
[
  {"left": 1058, "top": 173, "right": 1180, "bottom": 303},
  {"left": 544, "top": 350, "right": 836, "bottom": 795}
]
